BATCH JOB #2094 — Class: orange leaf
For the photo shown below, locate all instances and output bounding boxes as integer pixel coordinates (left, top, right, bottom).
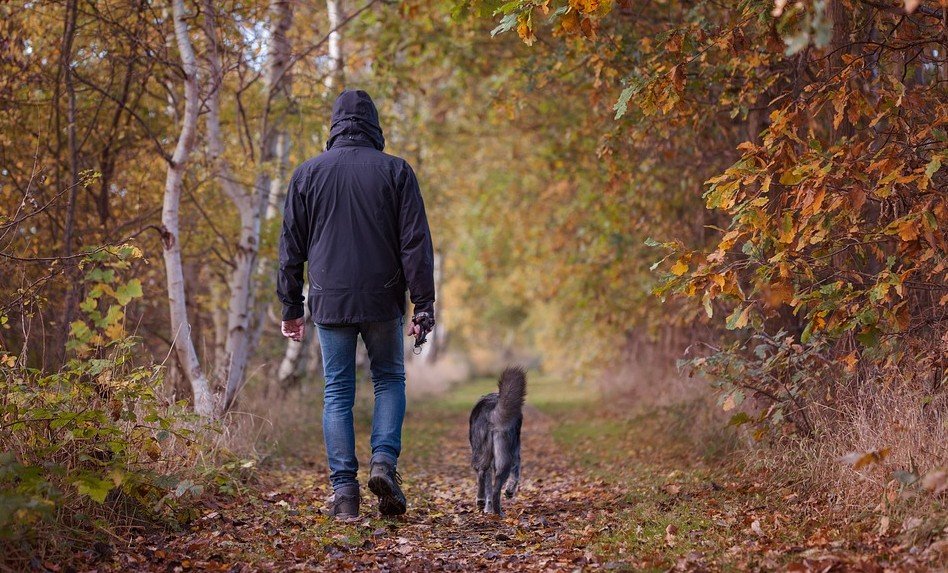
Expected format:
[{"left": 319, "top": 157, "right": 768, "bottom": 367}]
[{"left": 897, "top": 219, "right": 920, "bottom": 242}]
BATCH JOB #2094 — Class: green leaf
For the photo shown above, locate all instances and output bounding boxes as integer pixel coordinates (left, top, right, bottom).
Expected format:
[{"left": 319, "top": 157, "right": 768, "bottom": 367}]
[
  {"left": 614, "top": 76, "right": 647, "bottom": 120},
  {"left": 490, "top": 13, "right": 518, "bottom": 37},
  {"left": 924, "top": 156, "right": 942, "bottom": 180},
  {"left": 728, "top": 412, "right": 752, "bottom": 427},
  {"left": 114, "top": 279, "right": 143, "bottom": 306},
  {"left": 725, "top": 305, "right": 750, "bottom": 330},
  {"left": 74, "top": 473, "right": 113, "bottom": 503},
  {"left": 801, "top": 320, "right": 814, "bottom": 343},
  {"left": 546, "top": 5, "right": 568, "bottom": 22},
  {"left": 856, "top": 326, "right": 880, "bottom": 348},
  {"left": 85, "top": 268, "right": 115, "bottom": 284},
  {"left": 69, "top": 321, "right": 92, "bottom": 344}
]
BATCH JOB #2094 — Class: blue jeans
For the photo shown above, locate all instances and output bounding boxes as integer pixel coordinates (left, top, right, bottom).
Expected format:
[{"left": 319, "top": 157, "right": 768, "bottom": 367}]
[{"left": 316, "top": 317, "right": 405, "bottom": 491}]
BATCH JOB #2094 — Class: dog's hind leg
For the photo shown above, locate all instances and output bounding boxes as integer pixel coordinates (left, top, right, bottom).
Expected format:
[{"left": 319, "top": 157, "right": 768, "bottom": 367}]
[
  {"left": 505, "top": 430, "right": 522, "bottom": 499},
  {"left": 489, "top": 438, "right": 514, "bottom": 516},
  {"left": 476, "top": 467, "right": 490, "bottom": 512},
  {"left": 505, "top": 457, "right": 520, "bottom": 499}
]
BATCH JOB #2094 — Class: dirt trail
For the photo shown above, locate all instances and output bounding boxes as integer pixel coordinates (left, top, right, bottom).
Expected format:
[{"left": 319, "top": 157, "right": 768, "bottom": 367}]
[
  {"left": 93, "top": 380, "right": 945, "bottom": 573},
  {"left": 100, "top": 405, "right": 629, "bottom": 572},
  {"left": 334, "top": 406, "right": 628, "bottom": 571}
]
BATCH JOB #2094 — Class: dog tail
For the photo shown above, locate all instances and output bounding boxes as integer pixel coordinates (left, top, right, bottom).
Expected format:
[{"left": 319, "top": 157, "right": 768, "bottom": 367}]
[{"left": 494, "top": 366, "right": 527, "bottom": 426}]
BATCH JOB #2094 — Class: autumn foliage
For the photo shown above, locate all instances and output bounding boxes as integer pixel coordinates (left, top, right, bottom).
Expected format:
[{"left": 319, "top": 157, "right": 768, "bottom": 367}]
[
  {"left": 471, "top": 0, "right": 946, "bottom": 440},
  {"left": 0, "top": 0, "right": 946, "bottom": 565}
]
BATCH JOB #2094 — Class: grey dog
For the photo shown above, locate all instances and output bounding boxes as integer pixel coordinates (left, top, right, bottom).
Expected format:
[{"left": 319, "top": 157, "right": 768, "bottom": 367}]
[{"left": 468, "top": 366, "right": 527, "bottom": 515}]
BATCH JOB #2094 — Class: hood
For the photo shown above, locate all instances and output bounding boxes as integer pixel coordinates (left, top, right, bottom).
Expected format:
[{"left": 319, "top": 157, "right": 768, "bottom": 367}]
[{"left": 326, "top": 90, "right": 385, "bottom": 151}]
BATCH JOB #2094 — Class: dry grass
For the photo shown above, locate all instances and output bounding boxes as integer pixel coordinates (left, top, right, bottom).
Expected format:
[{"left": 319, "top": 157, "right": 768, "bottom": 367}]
[
  {"left": 788, "top": 372, "right": 948, "bottom": 530},
  {"left": 597, "top": 344, "right": 947, "bottom": 541},
  {"left": 405, "top": 351, "right": 471, "bottom": 398}
]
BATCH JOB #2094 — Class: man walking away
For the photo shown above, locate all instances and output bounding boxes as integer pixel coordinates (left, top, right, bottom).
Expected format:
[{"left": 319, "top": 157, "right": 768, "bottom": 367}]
[{"left": 277, "top": 90, "right": 435, "bottom": 519}]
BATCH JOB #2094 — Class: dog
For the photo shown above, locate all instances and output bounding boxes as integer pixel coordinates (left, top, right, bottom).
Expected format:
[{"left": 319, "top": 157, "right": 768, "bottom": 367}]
[{"left": 469, "top": 366, "right": 527, "bottom": 515}]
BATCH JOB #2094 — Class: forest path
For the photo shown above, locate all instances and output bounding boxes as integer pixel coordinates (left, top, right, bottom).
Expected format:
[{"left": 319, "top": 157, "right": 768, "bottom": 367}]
[{"left": 99, "top": 376, "right": 941, "bottom": 572}]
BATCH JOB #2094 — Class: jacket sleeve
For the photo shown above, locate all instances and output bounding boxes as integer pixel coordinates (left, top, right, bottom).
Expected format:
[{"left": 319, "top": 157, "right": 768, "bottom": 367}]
[
  {"left": 396, "top": 161, "right": 435, "bottom": 317},
  {"left": 277, "top": 171, "right": 308, "bottom": 321}
]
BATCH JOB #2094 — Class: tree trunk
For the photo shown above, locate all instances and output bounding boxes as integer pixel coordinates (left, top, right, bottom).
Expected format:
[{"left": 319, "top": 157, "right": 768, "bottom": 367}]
[
  {"left": 162, "top": 0, "right": 213, "bottom": 416},
  {"left": 325, "top": 0, "right": 346, "bottom": 90},
  {"left": 59, "top": 0, "right": 80, "bottom": 365},
  {"left": 201, "top": 0, "right": 295, "bottom": 411},
  {"left": 211, "top": 279, "right": 228, "bottom": 382}
]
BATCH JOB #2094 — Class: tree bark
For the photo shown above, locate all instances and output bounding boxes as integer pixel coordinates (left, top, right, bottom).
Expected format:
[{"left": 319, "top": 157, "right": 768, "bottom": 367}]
[
  {"left": 59, "top": 0, "right": 80, "bottom": 365},
  {"left": 162, "top": 0, "right": 213, "bottom": 416},
  {"left": 325, "top": 0, "right": 346, "bottom": 90},
  {"left": 202, "top": 0, "right": 296, "bottom": 411}
]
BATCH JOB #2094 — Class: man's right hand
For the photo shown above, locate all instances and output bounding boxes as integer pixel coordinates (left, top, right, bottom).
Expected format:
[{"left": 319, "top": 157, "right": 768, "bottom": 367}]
[{"left": 281, "top": 317, "right": 306, "bottom": 342}]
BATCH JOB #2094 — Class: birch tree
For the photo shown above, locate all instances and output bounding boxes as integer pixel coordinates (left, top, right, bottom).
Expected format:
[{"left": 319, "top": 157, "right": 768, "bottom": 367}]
[
  {"left": 161, "top": 0, "right": 213, "bottom": 415},
  {"left": 201, "top": 0, "right": 296, "bottom": 411}
]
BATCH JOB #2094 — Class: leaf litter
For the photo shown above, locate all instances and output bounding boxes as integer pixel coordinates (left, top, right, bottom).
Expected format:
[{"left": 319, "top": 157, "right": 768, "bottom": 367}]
[{"left": 67, "top": 393, "right": 946, "bottom": 572}]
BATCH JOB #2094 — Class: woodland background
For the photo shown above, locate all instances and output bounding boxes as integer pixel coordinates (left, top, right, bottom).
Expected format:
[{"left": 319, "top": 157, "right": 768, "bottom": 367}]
[{"left": 1, "top": 0, "right": 946, "bottom": 567}]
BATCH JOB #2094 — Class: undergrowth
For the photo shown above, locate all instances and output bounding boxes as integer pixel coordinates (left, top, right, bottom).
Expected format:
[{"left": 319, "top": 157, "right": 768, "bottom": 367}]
[{"left": 0, "top": 246, "right": 249, "bottom": 567}]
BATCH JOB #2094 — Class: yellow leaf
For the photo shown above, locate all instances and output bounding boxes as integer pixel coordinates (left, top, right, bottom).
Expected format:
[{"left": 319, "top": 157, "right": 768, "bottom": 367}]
[
  {"left": 833, "top": 88, "right": 847, "bottom": 130},
  {"left": 517, "top": 21, "right": 536, "bottom": 46},
  {"left": 560, "top": 10, "right": 580, "bottom": 33},
  {"left": 104, "top": 321, "right": 126, "bottom": 341},
  {"left": 779, "top": 169, "right": 803, "bottom": 186},
  {"left": 765, "top": 281, "right": 794, "bottom": 308},
  {"left": 840, "top": 351, "right": 858, "bottom": 372},
  {"left": 670, "top": 259, "right": 689, "bottom": 276}
]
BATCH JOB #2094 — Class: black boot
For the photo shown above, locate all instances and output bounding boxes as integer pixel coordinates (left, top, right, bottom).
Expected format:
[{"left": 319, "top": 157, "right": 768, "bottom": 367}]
[
  {"left": 328, "top": 484, "right": 360, "bottom": 520},
  {"left": 368, "top": 459, "right": 406, "bottom": 516}
]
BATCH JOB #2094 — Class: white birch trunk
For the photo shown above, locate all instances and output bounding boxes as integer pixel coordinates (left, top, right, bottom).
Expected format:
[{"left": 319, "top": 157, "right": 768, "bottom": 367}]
[
  {"left": 201, "top": 0, "right": 295, "bottom": 410},
  {"left": 325, "top": 0, "right": 346, "bottom": 90},
  {"left": 211, "top": 279, "right": 228, "bottom": 381},
  {"left": 162, "top": 0, "right": 213, "bottom": 416}
]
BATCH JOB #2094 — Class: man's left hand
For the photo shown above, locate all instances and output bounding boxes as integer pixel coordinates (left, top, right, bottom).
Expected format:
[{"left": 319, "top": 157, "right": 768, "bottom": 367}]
[
  {"left": 281, "top": 317, "right": 305, "bottom": 342},
  {"left": 408, "top": 312, "right": 435, "bottom": 344}
]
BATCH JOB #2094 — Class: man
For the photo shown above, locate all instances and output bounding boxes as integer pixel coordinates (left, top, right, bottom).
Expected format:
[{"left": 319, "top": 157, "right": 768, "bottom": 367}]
[{"left": 277, "top": 90, "right": 435, "bottom": 519}]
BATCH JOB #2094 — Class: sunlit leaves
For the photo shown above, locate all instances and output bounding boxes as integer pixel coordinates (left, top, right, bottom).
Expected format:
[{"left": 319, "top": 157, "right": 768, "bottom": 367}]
[
  {"left": 114, "top": 279, "right": 143, "bottom": 306},
  {"left": 66, "top": 247, "right": 145, "bottom": 355}
]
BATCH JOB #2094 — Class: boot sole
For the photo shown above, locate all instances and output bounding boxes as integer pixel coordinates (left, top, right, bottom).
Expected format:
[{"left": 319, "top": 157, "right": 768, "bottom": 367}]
[{"left": 368, "top": 474, "right": 407, "bottom": 516}]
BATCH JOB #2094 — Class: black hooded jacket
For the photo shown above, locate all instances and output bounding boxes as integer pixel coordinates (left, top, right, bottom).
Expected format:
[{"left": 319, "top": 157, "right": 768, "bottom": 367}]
[{"left": 277, "top": 90, "right": 435, "bottom": 324}]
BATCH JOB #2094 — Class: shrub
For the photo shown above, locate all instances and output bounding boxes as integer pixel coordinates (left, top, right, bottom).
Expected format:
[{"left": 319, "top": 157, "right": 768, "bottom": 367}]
[{"left": 0, "top": 246, "right": 218, "bottom": 564}]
